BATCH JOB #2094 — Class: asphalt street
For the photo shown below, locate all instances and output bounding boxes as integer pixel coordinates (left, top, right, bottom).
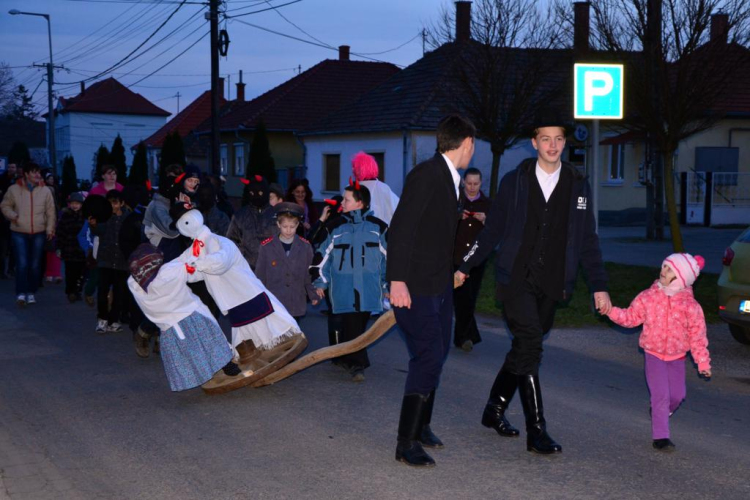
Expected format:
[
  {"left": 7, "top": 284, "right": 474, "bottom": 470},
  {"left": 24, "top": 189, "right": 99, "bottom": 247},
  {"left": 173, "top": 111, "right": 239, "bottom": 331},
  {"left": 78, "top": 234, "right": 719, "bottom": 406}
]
[{"left": 1, "top": 276, "right": 749, "bottom": 500}]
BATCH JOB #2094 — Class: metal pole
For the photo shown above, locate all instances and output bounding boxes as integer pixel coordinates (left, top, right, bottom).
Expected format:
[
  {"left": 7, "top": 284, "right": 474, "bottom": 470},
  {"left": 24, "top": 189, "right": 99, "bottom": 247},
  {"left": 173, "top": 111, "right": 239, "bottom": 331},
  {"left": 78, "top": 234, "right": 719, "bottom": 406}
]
[
  {"left": 591, "top": 119, "right": 600, "bottom": 231},
  {"left": 210, "top": 0, "right": 221, "bottom": 175}
]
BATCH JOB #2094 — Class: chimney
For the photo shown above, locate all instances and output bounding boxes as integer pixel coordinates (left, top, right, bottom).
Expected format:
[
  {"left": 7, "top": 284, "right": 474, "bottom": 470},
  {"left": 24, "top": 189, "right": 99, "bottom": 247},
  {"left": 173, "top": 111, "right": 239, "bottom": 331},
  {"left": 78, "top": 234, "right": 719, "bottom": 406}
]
[
  {"left": 455, "top": 1, "right": 471, "bottom": 43},
  {"left": 711, "top": 12, "right": 729, "bottom": 44},
  {"left": 218, "top": 76, "right": 224, "bottom": 100},
  {"left": 236, "top": 70, "right": 246, "bottom": 102},
  {"left": 338, "top": 45, "right": 350, "bottom": 61},
  {"left": 573, "top": 2, "right": 591, "bottom": 54},
  {"left": 80, "top": 81, "right": 85, "bottom": 94}
]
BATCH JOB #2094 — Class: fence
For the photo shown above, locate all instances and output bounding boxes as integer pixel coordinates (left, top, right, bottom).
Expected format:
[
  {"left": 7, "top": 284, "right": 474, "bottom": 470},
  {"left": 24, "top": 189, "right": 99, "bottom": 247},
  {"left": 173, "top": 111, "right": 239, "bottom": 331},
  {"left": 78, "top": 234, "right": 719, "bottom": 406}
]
[{"left": 681, "top": 171, "right": 750, "bottom": 226}]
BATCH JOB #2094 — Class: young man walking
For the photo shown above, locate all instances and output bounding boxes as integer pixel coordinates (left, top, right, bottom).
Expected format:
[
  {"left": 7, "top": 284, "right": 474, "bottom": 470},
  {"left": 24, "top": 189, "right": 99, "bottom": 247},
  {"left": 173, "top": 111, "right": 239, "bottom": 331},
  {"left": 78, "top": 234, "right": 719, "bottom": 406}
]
[
  {"left": 388, "top": 114, "right": 476, "bottom": 467},
  {"left": 456, "top": 111, "right": 611, "bottom": 454}
]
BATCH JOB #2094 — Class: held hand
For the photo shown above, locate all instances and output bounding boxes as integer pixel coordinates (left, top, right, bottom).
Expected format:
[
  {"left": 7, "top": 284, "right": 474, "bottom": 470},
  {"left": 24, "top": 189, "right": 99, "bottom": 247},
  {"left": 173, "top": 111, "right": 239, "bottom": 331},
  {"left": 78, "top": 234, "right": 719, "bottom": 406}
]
[
  {"left": 303, "top": 222, "right": 311, "bottom": 231},
  {"left": 700, "top": 369, "right": 712, "bottom": 378},
  {"left": 594, "top": 291, "right": 612, "bottom": 315},
  {"left": 461, "top": 210, "right": 470, "bottom": 220},
  {"left": 315, "top": 288, "right": 326, "bottom": 299},
  {"left": 389, "top": 281, "right": 411, "bottom": 309},
  {"left": 473, "top": 212, "right": 487, "bottom": 223},
  {"left": 454, "top": 271, "right": 467, "bottom": 288},
  {"left": 320, "top": 206, "right": 331, "bottom": 222},
  {"left": 311, "top": 299, "right": 319, "bottom": 306},
  {"left": 47, "top": 232, "right": 55, "bottom": 241}
]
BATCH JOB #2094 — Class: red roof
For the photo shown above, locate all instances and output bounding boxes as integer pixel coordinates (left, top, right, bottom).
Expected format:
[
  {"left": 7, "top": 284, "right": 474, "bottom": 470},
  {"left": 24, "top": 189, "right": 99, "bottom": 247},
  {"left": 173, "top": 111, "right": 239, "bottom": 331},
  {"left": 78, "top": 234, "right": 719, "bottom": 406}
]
[
  {"left": 57, "top": 77, "right": 170, "bottom": 117},
  {"left": 143, "top": 91, "right": 225, "bottom": 148},
  {"left": 196, "top": 59, "right": 400, "bottom": 133}
]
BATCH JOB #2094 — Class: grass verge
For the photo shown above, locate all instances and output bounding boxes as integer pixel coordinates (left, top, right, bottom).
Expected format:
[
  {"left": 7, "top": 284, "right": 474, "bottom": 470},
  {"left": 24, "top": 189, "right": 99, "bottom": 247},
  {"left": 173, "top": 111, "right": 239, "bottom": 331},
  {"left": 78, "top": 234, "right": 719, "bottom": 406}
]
[{"left": 475, "top": 261, "right": 719, "bottom": 328}]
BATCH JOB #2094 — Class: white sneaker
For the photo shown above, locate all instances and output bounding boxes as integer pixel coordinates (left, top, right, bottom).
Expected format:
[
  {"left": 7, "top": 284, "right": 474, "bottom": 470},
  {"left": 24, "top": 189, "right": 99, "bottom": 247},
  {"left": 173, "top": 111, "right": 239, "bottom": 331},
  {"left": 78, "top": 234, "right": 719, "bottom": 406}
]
[
  {"left": 16, "top": 294, "right": 26, "bottom": 307},
  {"left": 96, "top": 319, "right": 108, "bottom": 334},
  {"left": 106, "top": 322, "right": 123, "bottom": 333},
  {"left": 26, "top": 294, "right": 36, "bottom": 305}
]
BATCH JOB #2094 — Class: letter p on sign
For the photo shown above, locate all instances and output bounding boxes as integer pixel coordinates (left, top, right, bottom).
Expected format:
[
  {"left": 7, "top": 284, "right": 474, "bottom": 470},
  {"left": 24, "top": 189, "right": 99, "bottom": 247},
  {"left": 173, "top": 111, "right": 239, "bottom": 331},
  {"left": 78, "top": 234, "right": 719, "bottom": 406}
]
[{"left": 574, "top": 63, "right": 624, "bottom": 119}]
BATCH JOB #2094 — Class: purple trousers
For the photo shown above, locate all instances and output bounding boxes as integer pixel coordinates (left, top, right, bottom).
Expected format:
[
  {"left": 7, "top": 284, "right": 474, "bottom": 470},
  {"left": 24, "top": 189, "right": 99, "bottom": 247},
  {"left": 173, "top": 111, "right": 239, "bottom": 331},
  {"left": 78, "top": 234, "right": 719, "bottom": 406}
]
[{"left": 645, "top": 353, "right": 686, "bottom": 439}]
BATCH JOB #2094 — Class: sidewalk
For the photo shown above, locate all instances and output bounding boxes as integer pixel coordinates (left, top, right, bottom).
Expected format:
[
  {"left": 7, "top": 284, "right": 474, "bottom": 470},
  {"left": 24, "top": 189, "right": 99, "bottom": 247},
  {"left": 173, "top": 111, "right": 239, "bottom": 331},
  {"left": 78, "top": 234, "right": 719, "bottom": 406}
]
[{"left": 598, "top": 225, "right": 744, "bottom": 274}]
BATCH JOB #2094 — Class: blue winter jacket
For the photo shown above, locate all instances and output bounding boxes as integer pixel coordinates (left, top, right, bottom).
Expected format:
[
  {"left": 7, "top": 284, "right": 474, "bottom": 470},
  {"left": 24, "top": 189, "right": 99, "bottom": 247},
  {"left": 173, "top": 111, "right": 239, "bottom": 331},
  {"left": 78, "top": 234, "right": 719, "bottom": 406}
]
[{"left": 313, "top": 209, "right": 388, "bottom": 314}]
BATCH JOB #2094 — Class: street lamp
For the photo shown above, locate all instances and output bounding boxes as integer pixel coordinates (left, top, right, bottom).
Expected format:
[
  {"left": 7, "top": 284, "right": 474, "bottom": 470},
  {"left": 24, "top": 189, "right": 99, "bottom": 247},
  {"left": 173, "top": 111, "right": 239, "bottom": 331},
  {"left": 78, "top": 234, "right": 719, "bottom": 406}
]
[{"left": 9, "top": 9, "right": 57, "bottom": 175}]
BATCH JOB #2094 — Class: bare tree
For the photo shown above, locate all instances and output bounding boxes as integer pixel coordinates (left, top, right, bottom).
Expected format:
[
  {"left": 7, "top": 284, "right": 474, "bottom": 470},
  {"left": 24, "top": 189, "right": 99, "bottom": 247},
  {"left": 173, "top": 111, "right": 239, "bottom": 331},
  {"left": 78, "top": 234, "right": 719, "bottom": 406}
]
[
  {"left": 0, "top": 63, "right": 17, "bottom": 117},
  {"left": 427, "top": 0, "right": 567, "bottom": 197},
  {"left": 555, "top": 0, "right": 750, "bottom": 250}
]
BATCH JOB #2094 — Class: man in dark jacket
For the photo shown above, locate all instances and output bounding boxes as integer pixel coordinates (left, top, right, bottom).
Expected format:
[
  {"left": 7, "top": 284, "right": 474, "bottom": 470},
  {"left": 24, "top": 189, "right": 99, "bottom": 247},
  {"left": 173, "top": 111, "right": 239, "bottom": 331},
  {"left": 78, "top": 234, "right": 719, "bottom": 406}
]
[
  {"left": 453, "top": 167, "right": 491, "bottom": 351},
  {"left": 387, "top": 114, "right": 476, "bottom": 467},
  {"left": 456, "top": 112, "right": 611, "bottom": 455}
]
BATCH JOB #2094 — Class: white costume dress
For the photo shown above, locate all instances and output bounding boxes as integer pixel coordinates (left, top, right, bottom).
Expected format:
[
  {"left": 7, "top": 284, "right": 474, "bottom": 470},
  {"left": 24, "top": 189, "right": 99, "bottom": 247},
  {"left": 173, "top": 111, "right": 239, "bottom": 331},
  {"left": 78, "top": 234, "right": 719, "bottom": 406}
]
[
  {"left": 360, "top": 179, "right": 400, "bottom": 225},
  {"left": 175, "top": 211, "right": 301, "bottom": 350}
]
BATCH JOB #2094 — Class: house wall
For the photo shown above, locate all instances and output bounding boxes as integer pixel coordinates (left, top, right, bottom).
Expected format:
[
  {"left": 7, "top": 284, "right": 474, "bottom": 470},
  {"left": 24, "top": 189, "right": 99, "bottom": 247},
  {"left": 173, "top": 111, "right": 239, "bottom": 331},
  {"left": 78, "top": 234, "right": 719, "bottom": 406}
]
[
  {"left": 675, "top": 118, "right": 750, "bottom": 173},
  {"left": 54, "top": 111, "right": 166, "bottom": 181}
]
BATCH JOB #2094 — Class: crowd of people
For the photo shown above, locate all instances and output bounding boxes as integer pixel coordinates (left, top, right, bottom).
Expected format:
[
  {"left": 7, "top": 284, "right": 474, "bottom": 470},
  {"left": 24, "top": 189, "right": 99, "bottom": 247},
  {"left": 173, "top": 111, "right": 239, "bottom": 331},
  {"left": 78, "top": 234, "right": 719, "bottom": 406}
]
[{"left": 0, "top": 111, "right": 712, "bottom": 465}]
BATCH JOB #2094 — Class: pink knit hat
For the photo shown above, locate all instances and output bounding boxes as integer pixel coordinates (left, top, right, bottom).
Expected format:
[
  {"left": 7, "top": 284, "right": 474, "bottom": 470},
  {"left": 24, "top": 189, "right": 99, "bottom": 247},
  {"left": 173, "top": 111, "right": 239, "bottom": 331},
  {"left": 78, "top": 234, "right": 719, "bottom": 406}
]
[
  {"left": 351, "top": 151, "right": 379, "bottom": 181},
  {"left": 663, "top": 253, "right": 705, "bottom": 288}
]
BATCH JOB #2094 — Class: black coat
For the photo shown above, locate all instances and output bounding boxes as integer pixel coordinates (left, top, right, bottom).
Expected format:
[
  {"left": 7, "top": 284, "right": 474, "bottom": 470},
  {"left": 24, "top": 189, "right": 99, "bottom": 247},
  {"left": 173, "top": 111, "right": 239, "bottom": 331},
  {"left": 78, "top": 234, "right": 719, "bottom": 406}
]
[
  {"left": 56, "top": 208, "right": 85, "bottom": 262},
  {"left": 386, "top": 154, "right": 459, "bottom": 296},
  {"left": 459, "top": 158, "right": 607, "bottom": 300}
]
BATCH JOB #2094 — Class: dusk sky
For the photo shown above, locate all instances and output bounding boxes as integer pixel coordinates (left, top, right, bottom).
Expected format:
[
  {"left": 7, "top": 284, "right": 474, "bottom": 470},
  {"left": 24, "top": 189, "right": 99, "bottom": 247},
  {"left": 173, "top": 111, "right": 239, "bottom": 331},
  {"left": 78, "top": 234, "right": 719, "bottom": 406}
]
[{"left": 2, "top": 0, "right": 448, "bottom": 119}]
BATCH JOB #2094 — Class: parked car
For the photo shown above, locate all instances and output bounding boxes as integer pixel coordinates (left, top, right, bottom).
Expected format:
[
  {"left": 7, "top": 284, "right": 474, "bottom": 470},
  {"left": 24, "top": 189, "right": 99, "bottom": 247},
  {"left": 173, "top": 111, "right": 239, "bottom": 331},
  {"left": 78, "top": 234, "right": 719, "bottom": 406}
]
[{"left": 718, "top": 226, "right": 750, "bottom": 344}]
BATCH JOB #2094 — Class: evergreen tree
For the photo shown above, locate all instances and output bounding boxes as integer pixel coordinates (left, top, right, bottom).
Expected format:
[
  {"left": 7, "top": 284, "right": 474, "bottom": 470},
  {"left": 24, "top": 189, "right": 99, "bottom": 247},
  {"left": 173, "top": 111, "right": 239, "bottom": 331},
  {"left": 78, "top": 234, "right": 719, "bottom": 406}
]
[
  {"left": 246, "top": 119, "right": 276, "bottom": 182},
  {"left": 7, "top": 141, "right": 30, "bottom": 166},
  {"left": 110, "top": 134, "right": 127, "bottom": 182},
  {"left": 61, "top": 155, "right": 78, "bottom": 199},
  {"left": 129, "top": 142, "right": 149, "bottom": 186},
  {"left": 10, "top": 85, "right": 37, "bottom": 120},
  {"left": 94, "top": 144, "right": 110, "bottom": 180},
  {"left": 158, "top": 131, "right": 186, "bottom": 188}
]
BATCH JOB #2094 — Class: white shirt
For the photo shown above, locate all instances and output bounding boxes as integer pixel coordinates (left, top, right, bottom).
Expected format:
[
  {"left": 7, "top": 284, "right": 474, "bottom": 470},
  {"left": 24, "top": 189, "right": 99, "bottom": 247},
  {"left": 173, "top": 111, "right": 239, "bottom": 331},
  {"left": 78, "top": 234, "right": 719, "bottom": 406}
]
[
  {"left": 441, "top": 154, "right": 461, "bottom": 199},
  {"left": 535, "top": 162, "right": 562, "bottom": 202}
]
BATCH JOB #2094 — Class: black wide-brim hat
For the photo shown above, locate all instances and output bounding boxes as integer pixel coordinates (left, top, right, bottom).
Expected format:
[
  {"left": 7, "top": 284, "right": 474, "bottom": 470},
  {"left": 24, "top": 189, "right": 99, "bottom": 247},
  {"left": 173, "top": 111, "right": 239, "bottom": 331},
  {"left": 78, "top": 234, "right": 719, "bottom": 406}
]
[{"left": 530, "top": 107, "right": 572, "bottom": 135}]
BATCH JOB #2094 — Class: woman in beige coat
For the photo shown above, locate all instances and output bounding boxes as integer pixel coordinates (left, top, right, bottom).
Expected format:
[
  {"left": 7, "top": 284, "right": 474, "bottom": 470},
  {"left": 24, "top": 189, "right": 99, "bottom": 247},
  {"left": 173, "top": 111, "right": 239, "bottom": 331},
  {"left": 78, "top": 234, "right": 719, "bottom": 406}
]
[{"left": 0, "top": 163, "right": 56, "bottom": 306}]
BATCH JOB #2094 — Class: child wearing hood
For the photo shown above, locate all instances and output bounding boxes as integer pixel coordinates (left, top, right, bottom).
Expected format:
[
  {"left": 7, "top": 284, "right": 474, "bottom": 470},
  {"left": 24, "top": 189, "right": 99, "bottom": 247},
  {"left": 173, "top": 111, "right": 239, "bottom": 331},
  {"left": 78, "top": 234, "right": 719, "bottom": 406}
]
[{"left": 607, "top": 253, "right": 711, "bottom": 452}]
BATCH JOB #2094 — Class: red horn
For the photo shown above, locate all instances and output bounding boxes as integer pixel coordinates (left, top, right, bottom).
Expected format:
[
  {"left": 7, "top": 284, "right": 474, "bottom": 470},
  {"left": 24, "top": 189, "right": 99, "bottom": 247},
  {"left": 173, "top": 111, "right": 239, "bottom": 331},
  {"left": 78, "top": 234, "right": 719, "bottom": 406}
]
[
  {"left": 145, "top": 180, "right": 152, "bottom": 191},
  {"left": 355, "top": 180, "right": 360, "bottom": 190},
  {"left": 240, "top": 178, "right": 250, "bottom": 185},
  {"left": 324, "top": 199, "right": 337, "bottom": 206},
  {"left": 348, "top": 176, "right": 353, "bottom": 187},
  {"left": 174, "top": 173, "right": 185, "bottom": 184},
  {"left": 254, "top": 175, "right": 263, "bottom": 182}
]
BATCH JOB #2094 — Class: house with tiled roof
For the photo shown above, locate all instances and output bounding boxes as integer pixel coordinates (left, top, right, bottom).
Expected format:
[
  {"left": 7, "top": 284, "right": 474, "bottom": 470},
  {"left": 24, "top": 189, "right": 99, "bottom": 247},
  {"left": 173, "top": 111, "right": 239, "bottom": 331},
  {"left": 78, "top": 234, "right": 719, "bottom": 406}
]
[
  {"left": 51, "top": 77, "right": 170, "bottom": 179},
  {"left": 141, "top": 89, "right": 226, "bottom": 181},
  {"left": 194, "top": 47, "right": 400, "bottom": 197}
]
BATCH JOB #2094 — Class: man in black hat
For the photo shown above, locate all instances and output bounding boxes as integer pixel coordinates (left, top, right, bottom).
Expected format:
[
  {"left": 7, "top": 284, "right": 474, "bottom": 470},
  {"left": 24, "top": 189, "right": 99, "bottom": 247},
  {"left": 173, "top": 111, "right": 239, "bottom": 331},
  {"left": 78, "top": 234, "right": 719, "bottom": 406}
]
[{"left": 456, "top": 111, "right": 611, "bottom": 454}]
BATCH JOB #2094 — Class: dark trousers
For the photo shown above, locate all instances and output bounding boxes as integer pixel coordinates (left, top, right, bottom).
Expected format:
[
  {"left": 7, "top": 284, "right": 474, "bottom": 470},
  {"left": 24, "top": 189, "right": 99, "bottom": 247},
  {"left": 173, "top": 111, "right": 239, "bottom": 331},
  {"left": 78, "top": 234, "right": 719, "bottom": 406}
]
[
  {"left": 395, "top": 283, "right": 453, "bottom": 396},
  {"left": 10, "top": 231, "right": 45, "bottom": 295},
  {"left": 453, "top": 262, "right": 486, "bottom": 346},
  {"left": 500, "top": 277, "right": 557, "bottom": 376},
  {"left": 64, "top": 260, "right": 85, "bottom": 295},
  {"left": 97, "top": 268, "right": 129, "bottom": 324},
  {"left": 337, "top": 311, "right": 371, "bottom": 370}
]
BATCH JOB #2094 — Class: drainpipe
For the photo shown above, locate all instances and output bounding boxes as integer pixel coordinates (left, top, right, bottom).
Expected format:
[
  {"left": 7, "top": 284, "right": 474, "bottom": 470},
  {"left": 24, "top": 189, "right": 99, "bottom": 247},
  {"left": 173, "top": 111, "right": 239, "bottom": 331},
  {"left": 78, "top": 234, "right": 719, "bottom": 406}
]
[
  {"left": 294, "top": 132, "right": 307, "bottom": 181},
  {"left": 728, "top": 128, "right": 750, "bottom": 147},
  {"left": 402, "top": 129, "right": 411, "bottom": 191}
]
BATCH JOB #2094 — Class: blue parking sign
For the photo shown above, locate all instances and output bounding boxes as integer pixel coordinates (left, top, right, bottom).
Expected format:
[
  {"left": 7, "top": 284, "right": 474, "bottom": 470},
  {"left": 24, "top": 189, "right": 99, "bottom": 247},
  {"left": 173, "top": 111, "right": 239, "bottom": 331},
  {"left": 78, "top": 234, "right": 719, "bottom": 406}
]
[{"left": 574, "top": 64, "right": 624, "bottom": 119}]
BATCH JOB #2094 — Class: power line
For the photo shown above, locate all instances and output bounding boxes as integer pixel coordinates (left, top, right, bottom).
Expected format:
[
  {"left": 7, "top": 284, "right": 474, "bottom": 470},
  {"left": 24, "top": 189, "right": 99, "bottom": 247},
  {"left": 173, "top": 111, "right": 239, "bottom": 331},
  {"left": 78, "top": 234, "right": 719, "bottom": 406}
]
[
  {"left": 258, "top": 0, "right": 332, "bottom": 48},
  {"left": 357, "top": 32, "right": 422, "bottom": 55},
  {"left": 224, "top": 0, "right": 304, "bottom": 19}
]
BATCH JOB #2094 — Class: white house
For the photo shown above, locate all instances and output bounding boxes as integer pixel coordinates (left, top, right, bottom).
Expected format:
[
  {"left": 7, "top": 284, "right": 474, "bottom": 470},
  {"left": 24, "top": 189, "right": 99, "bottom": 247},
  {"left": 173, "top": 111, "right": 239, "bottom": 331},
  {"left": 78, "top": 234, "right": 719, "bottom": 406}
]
[{"left": 51, "top": 78, "right": 170, "bottom": 180}]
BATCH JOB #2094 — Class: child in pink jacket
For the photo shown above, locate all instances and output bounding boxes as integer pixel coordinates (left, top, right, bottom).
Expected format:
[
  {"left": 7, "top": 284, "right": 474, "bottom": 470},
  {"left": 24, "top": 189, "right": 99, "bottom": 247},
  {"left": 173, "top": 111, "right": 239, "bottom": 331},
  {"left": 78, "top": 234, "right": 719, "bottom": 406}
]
[{"left": 607, "top": 253, "right": 711, "bottom": 452}]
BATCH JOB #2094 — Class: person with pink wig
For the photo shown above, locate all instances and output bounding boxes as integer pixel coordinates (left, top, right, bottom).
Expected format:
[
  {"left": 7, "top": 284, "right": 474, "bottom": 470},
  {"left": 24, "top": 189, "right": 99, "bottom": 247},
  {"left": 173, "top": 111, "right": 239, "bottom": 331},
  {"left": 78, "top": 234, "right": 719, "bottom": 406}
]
[{"left": 351, "top": 152, "right": 399, "bottom": 225}]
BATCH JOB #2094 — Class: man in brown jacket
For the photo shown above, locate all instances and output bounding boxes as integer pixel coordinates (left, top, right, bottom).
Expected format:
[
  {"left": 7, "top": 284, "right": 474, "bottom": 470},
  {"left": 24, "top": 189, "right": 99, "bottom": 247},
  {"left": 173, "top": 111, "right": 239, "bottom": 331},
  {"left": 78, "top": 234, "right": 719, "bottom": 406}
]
[{"left": 0, "top": 162, "right": 56, "bottom": 306}]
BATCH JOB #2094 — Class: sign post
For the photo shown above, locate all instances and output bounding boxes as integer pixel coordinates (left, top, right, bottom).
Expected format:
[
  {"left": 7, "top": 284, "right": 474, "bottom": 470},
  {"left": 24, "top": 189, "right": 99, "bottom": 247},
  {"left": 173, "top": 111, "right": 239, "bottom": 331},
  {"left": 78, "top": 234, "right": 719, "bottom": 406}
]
[{"left": 574, "top": 63, "right": 624, "bottom": 230}]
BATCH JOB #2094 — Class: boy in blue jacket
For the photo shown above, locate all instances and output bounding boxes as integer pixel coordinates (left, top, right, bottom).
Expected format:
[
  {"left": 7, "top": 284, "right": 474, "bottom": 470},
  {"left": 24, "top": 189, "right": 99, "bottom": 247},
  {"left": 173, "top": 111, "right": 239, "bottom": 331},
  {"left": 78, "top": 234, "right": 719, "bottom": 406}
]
[{"left": 314, "top": 183, "right": 388, "bottom": 382}]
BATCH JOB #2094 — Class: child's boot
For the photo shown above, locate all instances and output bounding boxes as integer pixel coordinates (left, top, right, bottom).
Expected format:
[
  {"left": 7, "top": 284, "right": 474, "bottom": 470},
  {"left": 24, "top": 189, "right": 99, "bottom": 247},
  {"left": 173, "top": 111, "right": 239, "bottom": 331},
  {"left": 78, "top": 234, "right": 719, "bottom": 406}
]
[{"left": 653, "top": 438, "right": 675, "bottom": 451}]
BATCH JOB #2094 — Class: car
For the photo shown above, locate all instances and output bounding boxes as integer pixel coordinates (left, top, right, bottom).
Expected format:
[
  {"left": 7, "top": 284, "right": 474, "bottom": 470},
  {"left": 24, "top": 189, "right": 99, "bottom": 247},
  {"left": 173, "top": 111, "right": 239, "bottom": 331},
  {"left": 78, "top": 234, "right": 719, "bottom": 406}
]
[{"left": 718, "top": 226, "right": 750, "bottom": 344}]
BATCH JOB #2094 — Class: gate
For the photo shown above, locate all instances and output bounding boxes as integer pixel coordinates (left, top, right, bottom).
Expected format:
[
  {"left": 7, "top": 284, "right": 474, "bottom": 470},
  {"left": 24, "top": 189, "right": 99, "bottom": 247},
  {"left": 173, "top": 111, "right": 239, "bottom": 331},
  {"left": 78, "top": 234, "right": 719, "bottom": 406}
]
[{"left": 681, "top": 172, "right": 750, "bottom": 226}]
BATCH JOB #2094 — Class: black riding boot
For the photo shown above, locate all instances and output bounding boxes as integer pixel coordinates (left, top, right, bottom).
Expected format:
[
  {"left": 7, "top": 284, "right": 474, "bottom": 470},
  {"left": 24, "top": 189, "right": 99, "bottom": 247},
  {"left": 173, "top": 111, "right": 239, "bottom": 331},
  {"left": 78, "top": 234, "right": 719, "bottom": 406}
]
[
  {"left": 518, "top": 374, "right": 562, "bottom": 454},
  {"left": 418, "top": 390, "right": 444, "bottom": 448},
  {"left": 396, "top": 394, "right": 436, "bottom": 467},
  {"left": 481, "top": 369, "right": 520, "bottom": 437}
]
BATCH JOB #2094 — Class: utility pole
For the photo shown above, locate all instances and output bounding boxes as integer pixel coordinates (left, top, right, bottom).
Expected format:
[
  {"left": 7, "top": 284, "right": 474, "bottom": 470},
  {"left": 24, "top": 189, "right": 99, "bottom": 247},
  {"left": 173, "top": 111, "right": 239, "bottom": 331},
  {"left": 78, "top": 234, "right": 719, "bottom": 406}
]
[
  {"left": 176, "top": 92, "right": 181, "bottom": 114},
  {"left": 422, "top": 28, "right": 427, "bottom": 55},
  {"left": 209, "top": 0, "right": 221, "bottom": 175}
]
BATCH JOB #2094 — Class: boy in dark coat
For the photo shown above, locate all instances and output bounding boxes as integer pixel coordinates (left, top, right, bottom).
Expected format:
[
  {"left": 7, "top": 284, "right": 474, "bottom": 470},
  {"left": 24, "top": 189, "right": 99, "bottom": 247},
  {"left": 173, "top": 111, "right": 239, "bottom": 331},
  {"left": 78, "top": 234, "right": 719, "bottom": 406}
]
[{"left": 56, "top": 192, "right": 86, "bottom": 302}]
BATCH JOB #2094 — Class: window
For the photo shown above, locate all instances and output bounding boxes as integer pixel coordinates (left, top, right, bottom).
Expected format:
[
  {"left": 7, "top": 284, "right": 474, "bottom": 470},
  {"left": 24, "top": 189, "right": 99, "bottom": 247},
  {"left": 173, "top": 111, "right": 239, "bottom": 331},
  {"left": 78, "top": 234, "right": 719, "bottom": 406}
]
[
  {"left": 608, "top": 144, "right": 625, "bottom": 182},
  {"left": 366, "top": 151, "right": 385, "bottom": 181},
  {"left": 234, "top": 143, "right": 245, "bottom": 176},
  {"left": 220, "top": 144, "right": 228, "bottom": 176},
  {"left": 323, "top": 154, "right": 341, "bottom": 192}
]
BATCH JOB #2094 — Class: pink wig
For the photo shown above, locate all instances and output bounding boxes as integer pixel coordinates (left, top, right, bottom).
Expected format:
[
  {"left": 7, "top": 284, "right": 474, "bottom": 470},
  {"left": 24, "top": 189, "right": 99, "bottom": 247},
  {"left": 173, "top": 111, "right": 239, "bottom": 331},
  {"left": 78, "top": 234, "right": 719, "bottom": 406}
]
[{"left": 351, "top": 151, "right": 379, "bottom": 181}]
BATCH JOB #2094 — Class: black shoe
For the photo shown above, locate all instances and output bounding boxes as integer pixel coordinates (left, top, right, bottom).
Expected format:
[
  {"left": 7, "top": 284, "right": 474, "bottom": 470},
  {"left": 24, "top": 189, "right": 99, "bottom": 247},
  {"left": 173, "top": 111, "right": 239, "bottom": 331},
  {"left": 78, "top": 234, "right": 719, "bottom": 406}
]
[
  {"left": 396, "top": 394, "right": 436, "bottom": 467},
  {"left": 652, "top": 438, "right": 675, "bottom": 451},
  {"left": 417, "top": 390, "right": 443, "bottom": 448},
  {"left": 222, "top": 361, "right": 241, "bottom": 376},
  {"left": 518, "top": 374, "right": 562, "bottom": 454},
  {"left": 481, "top": 369, "right": 520, "bottom": 437}
]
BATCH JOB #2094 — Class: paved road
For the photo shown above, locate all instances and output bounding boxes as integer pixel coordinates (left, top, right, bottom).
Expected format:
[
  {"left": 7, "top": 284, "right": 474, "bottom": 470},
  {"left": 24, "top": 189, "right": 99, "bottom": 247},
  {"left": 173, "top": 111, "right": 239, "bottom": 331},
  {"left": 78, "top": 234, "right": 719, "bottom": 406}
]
[
  {"left": 1, "top": 279, "right": 749, "bottom": 500},
  {"left": 598, "top": 226, "right": 744, "bottom": 274}
]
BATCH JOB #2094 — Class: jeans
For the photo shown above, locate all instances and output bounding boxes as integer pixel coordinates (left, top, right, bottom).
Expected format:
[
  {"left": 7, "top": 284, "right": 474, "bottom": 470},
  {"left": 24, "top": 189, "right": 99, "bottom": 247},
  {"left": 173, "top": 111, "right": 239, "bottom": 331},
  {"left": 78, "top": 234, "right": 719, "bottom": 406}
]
[{"left": 10, "top": 231, "right": 46, "bottom": 296}]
